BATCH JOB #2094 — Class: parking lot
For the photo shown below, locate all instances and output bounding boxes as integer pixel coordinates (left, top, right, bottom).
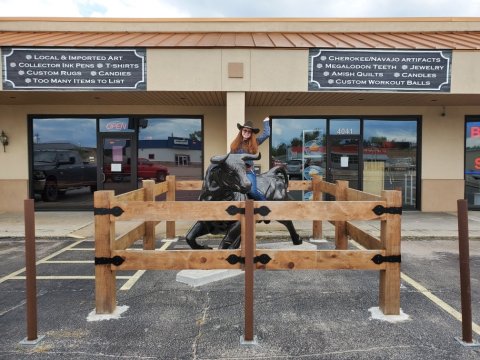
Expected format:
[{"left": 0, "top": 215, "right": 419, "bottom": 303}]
[{"left": 0, "top": 218, "right": 479, "bottom": 360}]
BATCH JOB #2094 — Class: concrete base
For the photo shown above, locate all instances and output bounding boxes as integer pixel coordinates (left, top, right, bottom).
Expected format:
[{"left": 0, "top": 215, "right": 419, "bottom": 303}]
[
  {"left": 87, "top": 305, "right": 129, "bottom": 322},
  {"left": 176, "top": 269, "right": 243, "bottom": 287},
  {"left": 308, "top": 238, "right": 328, "bottom": 243},
  {"left": 240, "top": 335, "right": 258, "bottom": 345},
  {"left": 368, "top": 307, "right": 410, "bottom": 323},
  {"left": 19, "top": 335, "right": 45, "bottom": 346},
  {"left": 455, "top": 337, "right": 480, "bottom": 347}
]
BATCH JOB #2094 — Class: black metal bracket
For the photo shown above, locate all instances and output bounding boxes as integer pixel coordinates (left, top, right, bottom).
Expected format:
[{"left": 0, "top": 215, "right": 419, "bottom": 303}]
[
  {"left": 371, "top": 254, "right": 401, "bottom": 265},
  {"left": 226, "top": 253, "right": 272, "bottom": 265},
  {"left": 94, "top": 256, "right": 125, "bottom": 266},
  {"left": 94, "top": 206, "right": 124, "bottom": 217},
  {"left": 225, "top": 205, "right": 271, "bottom": 216},
  {"left": 372, "top": 205, "right": 402, "bottom": 216}
]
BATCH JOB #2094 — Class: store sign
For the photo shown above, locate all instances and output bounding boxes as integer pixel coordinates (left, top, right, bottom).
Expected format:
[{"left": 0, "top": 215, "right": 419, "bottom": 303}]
[
  {"left": 174, "top": 139, "right": 189, "bottom": 145},
  {"left": 2, "top": 48, "right": 146, "bottom": 90},
  {"left": 309, "top": 49, "right": 451, "bottom": 92}
]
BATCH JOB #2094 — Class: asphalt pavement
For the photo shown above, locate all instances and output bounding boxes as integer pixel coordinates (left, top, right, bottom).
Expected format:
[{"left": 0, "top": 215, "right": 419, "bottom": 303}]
[{"left": 0, "top": 210, "right": 479, "bottom": 359}]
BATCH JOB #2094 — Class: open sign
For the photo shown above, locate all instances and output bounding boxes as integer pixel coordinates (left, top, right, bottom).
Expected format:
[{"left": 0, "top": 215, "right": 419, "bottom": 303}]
[
  {"left": 100, "top": 118, "right": 130, "bottom": 132},
  {"left": 106, "top": 121, "right": 127, "bottom": 130}
]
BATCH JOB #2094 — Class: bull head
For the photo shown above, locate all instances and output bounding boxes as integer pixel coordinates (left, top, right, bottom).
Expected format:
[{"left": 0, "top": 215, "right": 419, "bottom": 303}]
[
  {"left": 210, "top": 153, "right": 230, "bottom": 164},
  {"left": 208, "top": 152, "right": 261, "bottom": 194},
  {"left": 241, "top": 153, "right": 261, "bottom": 162}
]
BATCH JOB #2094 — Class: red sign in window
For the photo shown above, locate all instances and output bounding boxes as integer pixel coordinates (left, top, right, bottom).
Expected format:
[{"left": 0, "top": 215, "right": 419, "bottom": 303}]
[{"left": 471, "top": 126, "right": 480, "bottom": 138}]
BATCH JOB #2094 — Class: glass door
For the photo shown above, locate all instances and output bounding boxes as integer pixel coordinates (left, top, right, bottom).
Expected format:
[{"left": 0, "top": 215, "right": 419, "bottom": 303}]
[
  {"left": 327, "top": 136, "right": 361, "bottom": 190},
  {"left": 98, "top": 133, "right": 137, "bottom": 195}
]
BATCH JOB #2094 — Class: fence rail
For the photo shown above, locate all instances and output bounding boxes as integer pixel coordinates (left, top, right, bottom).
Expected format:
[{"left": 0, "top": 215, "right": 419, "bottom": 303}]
[{"left": 94, "top": 175, "right": 402, "bottom": 335}]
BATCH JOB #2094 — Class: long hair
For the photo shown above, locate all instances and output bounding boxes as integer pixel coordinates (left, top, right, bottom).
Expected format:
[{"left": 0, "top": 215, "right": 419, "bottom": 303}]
[{"left": 230, "top": 131, "right": 259, "bottom": 154}]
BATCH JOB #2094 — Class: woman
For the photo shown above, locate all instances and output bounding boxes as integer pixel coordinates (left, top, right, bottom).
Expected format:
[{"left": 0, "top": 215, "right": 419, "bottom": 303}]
[{"left": 230, "top": 117, "right": 270, "bottom": 200}]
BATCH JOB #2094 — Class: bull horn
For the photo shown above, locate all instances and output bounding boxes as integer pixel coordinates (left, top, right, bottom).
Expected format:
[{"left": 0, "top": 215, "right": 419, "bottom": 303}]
[
  {"left": 210, "top": 153, "right": 230, "bottom": 164},
  {"left": 241, "top": 152, "right": 261, "bottom": 161}
]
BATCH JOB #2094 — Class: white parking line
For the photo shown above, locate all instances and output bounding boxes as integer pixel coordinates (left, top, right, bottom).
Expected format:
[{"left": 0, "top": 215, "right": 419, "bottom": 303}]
[
  {"left": 401, "top": 272, "right": 480, "bottom": 335},
  {"left": 350, "top": 240, "right": 480, "bottom": 335},
  {"left": 119, "top": 239, "right": 176, "bottom": 291},
  {"left": 12, "top": 276, "right": 132, "bottom": 280},
  {"left": 0, "top": 239, "right": 85, "bottom": 284},
  {"left": 1, "top": 238, "right": 178, "bottom": 289},
  {"left": 120, "top": 270, "right": 146, "bottom": 290}
]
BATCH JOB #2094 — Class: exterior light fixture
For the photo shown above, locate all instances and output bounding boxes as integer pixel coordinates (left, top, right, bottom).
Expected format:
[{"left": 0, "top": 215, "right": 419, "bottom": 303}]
[{"left": 0, "top": 130, "right": 9, "bottom": 152}]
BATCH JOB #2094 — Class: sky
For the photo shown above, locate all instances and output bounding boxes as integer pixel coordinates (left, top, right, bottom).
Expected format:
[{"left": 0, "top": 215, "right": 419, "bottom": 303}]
[{"left": 1, "top": 0, "right": 480, "bottom": 18}]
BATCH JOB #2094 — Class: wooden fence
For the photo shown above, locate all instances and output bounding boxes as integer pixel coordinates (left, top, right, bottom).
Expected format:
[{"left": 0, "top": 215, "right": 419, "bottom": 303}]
[{"left": 94, "top": 175, "right": 401, "bottom": 339}]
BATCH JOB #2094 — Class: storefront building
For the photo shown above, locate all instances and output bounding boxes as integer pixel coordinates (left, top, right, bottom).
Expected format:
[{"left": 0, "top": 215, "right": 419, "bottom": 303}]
[{"left": 1, "top": 17, "right": 480, "bottom": 212}]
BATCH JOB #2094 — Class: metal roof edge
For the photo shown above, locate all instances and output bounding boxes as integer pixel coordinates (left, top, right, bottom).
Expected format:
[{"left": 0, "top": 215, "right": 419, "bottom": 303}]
[
  {"left": 1, "top": 16, "right": 480, "bottom": 23},
  {"left": 1, "top": 17, "right": 479, "bottom": 35}
]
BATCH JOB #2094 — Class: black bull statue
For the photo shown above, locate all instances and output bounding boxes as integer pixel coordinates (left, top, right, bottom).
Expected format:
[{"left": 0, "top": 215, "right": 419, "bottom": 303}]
[{"left": 185, "top": 153, "right": 302, "bottom": 249}]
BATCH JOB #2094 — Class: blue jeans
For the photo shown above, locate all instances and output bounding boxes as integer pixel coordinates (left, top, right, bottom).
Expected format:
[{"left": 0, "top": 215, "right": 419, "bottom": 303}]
[{"left": 246, "top": 169, "right": 266, "bottom": 201}]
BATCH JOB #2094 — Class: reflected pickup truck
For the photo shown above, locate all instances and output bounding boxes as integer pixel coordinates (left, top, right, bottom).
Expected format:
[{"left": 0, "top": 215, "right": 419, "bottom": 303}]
[{"left": 33, "top": 149, "right": 97, "bottom": 202}]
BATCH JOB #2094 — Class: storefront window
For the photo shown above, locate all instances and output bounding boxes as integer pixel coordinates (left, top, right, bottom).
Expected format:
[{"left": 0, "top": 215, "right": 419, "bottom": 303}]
[
  {"left": 272, "top": 117, "right": 418, "bottom": 207},
  {"left": 272, "top": 118, "right": 327, "bottom": 200},
  {"left": 363, "top": 119, "right": 418, "bottom": 209},
  {"left": 31, "top": 117, "right": 97, "bottom": 210},
  {"left": 138, "top": 117, "right": 203, "bottom": 180},
  {"left": 465, "top": 119, "right": 480, "bottom": 208},
  {"left": 31, "top": 116, "right": 204, "bottom": 209}
]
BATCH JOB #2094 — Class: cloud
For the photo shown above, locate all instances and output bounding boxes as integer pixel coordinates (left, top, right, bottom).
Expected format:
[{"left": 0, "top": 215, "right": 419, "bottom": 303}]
[
  {"left": 1, "top": 0, "right": 480, "bottom": 18},
  {"left": 80, "top": 0, "right": 190, "bottom": 18},
  {"left": 0, "top": 0, "right": 83, "bottom": 17}
]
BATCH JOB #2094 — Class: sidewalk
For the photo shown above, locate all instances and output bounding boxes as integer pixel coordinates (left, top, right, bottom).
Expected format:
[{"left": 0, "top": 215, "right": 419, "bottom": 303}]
[{"left": 1, "top": 209, "right": 480, "bottom": 240}]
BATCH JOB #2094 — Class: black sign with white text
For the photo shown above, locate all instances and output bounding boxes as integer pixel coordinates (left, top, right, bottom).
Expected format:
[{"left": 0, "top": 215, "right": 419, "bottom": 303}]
[
  {"left": 309, "top": 49, "right": 451, "bottom": 92},
  {"left": 2, "top": 48, "right": 146, "bottom": 90}
]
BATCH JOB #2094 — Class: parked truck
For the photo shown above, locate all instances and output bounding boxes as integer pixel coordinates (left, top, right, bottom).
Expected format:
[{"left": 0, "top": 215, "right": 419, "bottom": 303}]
[{"left": 33, "top": 149, "right": 97, "bottom": 201}]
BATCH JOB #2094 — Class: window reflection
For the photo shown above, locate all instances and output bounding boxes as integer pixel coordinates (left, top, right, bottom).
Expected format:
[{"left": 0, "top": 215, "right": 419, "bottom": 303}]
[
  {"left": 363, "top": 119, "right": 417, "bottom": 209},
  {"left": 272, "top": 117, "right": 418, "bottom": 208},
  {"left": 138, "top": 117, "right": 203, "bottom": 181},
  {"left": 32, "top": 118, "right": 97, "bottom": 210},
  {"left": 272, "top": 118, "right": 327, "bottom": 200}
]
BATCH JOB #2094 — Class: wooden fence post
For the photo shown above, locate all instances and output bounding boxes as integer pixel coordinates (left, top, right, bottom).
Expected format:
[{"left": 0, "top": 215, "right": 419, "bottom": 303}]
[
  {"left": 379, "top": 190, "right": 402, "bottom": 315},
  {"left": 335, "top": 180, "right": 348, "bottom": 250},
  {"left": 242, "top": 199, "right": 256, "bottom": 343},
  {"left": 166, "top": 175, "right": 176, "bottom": 239},
  {"left": 143, "top": 180, "right": 156, "bottom": 250},
  {"left": 94, "top": 190, "right": 116, "bottom": 314},
  {"left": 312, "top": 175, "right": 323, "bottom": 239}
]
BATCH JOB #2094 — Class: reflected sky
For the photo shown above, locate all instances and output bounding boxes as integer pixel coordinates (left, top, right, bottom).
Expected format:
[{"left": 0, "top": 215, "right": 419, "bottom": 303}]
[
  {"left": 364, "top": 120, "right": 417, "bottom": 143},
  {"left": 272, "top": 118, "right": 326, "bottom": 146},
  {"left": 139, "top": 118, "right": 201, "bottom": 140},
  {"left": 32, "top": 117, "right": 202, "bottom": 148},
  {"left": 272, "top": 118, "right": 417, "bottom": 146},
  {"left": 33, "top": 118, "right": 97, "bottom": 148}
]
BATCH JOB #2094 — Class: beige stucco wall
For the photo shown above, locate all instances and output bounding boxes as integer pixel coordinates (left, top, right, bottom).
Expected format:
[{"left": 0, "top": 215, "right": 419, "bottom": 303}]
[
  {"left": 421, "top": 180, "right": 464, "bottom": 212},
  {"left": 148, "top": 48, "right": 307, "bottom": 92},
  {"left": 451, "top": 51, "right": 480, "bottom": 93}
]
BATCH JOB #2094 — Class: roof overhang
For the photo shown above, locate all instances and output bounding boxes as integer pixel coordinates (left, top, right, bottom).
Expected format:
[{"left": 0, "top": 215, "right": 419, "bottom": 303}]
[{"left": 1, "top": 90, "right": 478, "bottom": 107}]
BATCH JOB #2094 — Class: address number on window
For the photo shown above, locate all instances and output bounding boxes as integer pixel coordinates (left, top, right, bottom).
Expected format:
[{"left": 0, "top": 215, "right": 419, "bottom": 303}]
[{"left": 336, "top": 128, "right": 353, "bottom": 135}]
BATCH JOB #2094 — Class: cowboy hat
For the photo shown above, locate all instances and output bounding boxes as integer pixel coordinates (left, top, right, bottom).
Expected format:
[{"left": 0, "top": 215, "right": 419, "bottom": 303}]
[{"left": 237, "top": 120, "right": 260, "bottom": 134}]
